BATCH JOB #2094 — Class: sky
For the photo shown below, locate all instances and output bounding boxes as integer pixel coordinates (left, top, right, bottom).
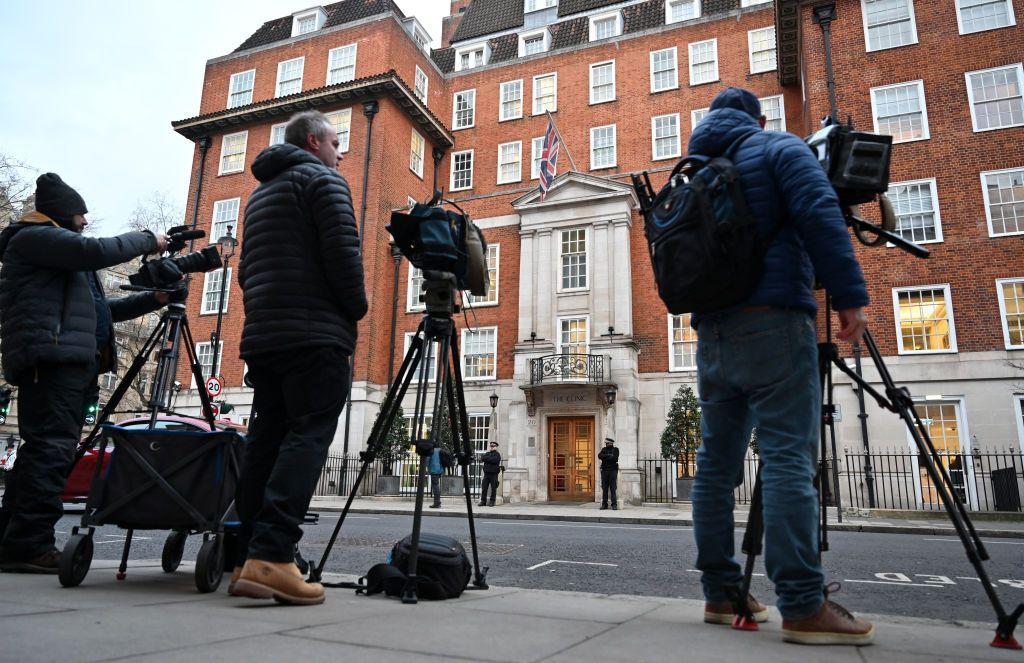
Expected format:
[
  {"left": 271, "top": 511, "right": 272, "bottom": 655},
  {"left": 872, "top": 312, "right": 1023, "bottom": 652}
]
[{"left": 0, "top": 0, "right": 451, "bottom": 233}]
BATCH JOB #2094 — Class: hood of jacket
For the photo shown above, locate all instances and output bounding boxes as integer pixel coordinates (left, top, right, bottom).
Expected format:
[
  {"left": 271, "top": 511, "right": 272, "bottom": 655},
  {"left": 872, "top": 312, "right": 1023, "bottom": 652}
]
[
  {"left": 0, "top": 210, "right": 59, "bottom": 259},
  {"left": 251, "top": 143, "right": 326, "bottom": 183},
  {"left": 688, "top": 107, "right": 763, "bottom": 158}
]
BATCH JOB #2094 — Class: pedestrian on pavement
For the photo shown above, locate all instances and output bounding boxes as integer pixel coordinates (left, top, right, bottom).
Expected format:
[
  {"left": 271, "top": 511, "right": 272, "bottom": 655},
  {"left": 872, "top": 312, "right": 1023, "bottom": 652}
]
[
  {"left": 0, "top": 441, "right": 16, "bottom": 488},
  {"left": 598, "top": 438, "right": 619, "bottom": 510},
  {"left": 231, "top": 110, "right": 367, "bottom": 606},
  {"left": 428, "top": 446, "right": 444, "bottom": 509},
  {"left": 0, "top": 174, "right": 170, "bottom": 574},
  {"left": 479, "top": 441, "right": 503, "bottom": 507},
  {"left": 688, "top": 87, "right": 873, "bottom": 645}
]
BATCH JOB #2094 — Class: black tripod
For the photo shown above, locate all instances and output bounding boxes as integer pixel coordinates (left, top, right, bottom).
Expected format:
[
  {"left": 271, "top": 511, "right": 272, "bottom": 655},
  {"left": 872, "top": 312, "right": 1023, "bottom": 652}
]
[
  {"left": 730, "top": 215, "right": 1023, "bottom": 650},
  {"left": 308, "top": 272, "right": 488, "bottom": 602}
]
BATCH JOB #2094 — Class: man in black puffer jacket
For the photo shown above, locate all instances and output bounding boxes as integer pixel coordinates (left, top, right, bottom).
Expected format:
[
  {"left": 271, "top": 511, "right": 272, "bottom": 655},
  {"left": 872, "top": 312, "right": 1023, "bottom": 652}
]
[
  {"left": 0, "top": 173, "right": 169, "bottom": 572},
  {"left": 231, "top": 110, "right": 367, "bottom": 606}
]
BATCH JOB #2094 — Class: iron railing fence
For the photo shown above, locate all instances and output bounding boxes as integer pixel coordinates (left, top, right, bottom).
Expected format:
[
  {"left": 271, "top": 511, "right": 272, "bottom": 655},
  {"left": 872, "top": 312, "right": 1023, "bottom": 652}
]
[
  {"left": 638, "top": 449, "right": 1024, "bottom": 513},
  {"left": 315, "top": 453, "right": 485, "bottom": 497},
  {"left": 529, "top": 354, "right": 606, "bottom": 385}
]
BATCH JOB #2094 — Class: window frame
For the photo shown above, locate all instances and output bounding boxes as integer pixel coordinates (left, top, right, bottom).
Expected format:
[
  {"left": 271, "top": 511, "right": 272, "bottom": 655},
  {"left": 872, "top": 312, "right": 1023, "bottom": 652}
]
[
  {"left": 499, "top": 79, "right": 524, "bottom": 122},
  {"left": 886, "top": 177, "right": 944, "bottom": 245},
  {"left": 955, "top": 0, "right": 1017, "bottom": 34},
  {"left": 405, "top": 331, "right": 438, "bottom": 382},
  {"left": 450, "top": 149, "right": 475, "bottom": 192},
  {"left": 497, "top": 141, "right": 523, "bottom": 185},
  {"left": 269, "top": 122, "right": 287, "bottom": 146},
  {"left": 408, "top": 265, "right": 426, "bottom": 312},
  {"left": 870, "top": 79, "right": 930, "bottom": 143},
  {"left": 556, "top": 315, "right": 591, "bottom": 357},
  {"left": 211, "top": 198, "right": 241, "bottom": 245},
  {"left": 525, "top": 0, "right": 557, "bottom": 13},
  {"left": 691, "top": 107, "right": 710, "bottom": 129},
  {"left": 466, "top": 244, "right": 500, "bottom": 308},
  {"left": 200, "top": 268, "right": 232, "bottom": 315},
  {"left": 650, "top": 47, "right": 679, "bottom": 93},
  {"left": 748, "top": 26, "right": 777, "bottom": 74},
  {"left": 860, "top": 0, "right": 919, "bottom": 52},
  {"left": 532, "top": 72, "right": 558, "bottom": 115},
  {"left": 665, "top": 0, "right": 702, "bottom": 24},
  {"left": 891, "top": 284, "right": 958, "bottom": 355},
  {"left": 688, "top": 38, "right": 719, "bottom": 86},
  {"left": 410, "top": 129, "right": 425, "bottom": 179},
  {"left": 218, "top": 131, "right": 248, "bottom": 176},
  {"left": 531, "top": 136, "right": 545, "bottom": 180},
  {"left": 589, "top": 124, "right": 617, "bottom": 171},
  {"left": 453, "top": 89, "right": 477, "bottom": 130},
  {"left": 668, "top": 313, "right": 698, "bottom": 372},
  {"left": 589, "top": 10, "right": 623, "bottom": 42},
  {"left": 414, "top": 66, "right": 429, "bottom": 102},
  {"left": 291, "top": 8, "right": 325, "bottom": 37},
  {"left": 996, "top": 277, "right": 1024, "bottom": 350},
  {"left": 558, "top": 227, "right": 590, "bottom": 293},
  {"left": 454, "top": 42, "right": 489, "bottom": 72},
  {"left": 589, "top": 60, "right": 616, "bottom": 105},
  {"left": 326, "top": 44, "right": 358, "bottom": 86},
  {"left": 324, "top": 108, "right": 352, "bottom": 153},
  {"left": 981, "top": 166, "right": 1024, "bottom": 237},
  {"left": 227, "top": 69, "right": 255, "bottom": 109},
  {"left": 193, "top": 341, "right": 224, "bottom": 384},
  {"left": 275, "top": 57, "right": 305, "bottom": 97},
  {"left": 461, "top": 326, "right": 499, "bottom": 381},
  {"left": 518, "top": 27, "right": 551, "bottom": 57},
  {"left": 651, "top": 113, "right": 682, "bottom": 161},
  {"left": 965, "top": 63, "right": 1024, "bottom": 133},
  {"left": 759, "top": 94, "right": 786, "bottom": 131}
]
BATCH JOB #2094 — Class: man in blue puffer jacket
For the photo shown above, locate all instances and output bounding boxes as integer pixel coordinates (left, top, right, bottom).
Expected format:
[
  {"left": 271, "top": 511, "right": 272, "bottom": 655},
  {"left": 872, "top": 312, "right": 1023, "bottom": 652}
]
[{"left": 689, "top": 88, "right": 873, "bottom": 645}]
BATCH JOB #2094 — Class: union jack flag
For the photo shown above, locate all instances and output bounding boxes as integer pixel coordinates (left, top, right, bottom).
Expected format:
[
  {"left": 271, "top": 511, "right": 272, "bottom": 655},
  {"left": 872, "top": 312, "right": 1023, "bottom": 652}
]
[{"left": 538, "top": 117, "right": 560, "bottom": 201}]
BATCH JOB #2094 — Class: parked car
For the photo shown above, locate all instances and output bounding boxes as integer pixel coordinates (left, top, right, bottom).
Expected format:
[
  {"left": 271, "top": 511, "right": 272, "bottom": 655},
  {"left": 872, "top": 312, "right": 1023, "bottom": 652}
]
[{"left": 63, "top": 415, "right": 246, "bottom": 503}]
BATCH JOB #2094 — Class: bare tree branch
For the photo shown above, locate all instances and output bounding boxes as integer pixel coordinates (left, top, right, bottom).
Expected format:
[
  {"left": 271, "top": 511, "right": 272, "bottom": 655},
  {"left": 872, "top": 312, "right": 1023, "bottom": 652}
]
[
  {"left": 0, "top": 153, "right": 37, "bottom": 230},
  {"left": 127, "top": 191, "right": 184, "bottom": 235}
]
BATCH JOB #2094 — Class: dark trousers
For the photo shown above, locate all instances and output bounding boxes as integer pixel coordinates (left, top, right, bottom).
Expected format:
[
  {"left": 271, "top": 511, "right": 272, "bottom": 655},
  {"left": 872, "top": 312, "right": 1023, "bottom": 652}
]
[
  {"left": 601, "top": 468, "right": 618, "bottom": 506},
  {"left": 236, "top": 347, "right": 350, "bottom": 563},
  {"left": 430, "top": 474, "right": 442, "bottom": 506},
  {"left": 480, "top": 473, "right": 499, "bottom": 505},
  {"left": 0, "top": 362, "right": 94, "bottom": 559}
]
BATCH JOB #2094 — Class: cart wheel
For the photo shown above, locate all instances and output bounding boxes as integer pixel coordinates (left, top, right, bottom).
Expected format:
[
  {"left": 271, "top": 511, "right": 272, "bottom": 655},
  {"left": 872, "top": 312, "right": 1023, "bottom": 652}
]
[
  {"left": 195, "top": 536, "right": 223, "bottom": 593},
  {"left": 161, "top": 530, "right": 188, "bottom": 573},
  {"left": 58, "top": 533, "right": 93, "bottom": 588}
]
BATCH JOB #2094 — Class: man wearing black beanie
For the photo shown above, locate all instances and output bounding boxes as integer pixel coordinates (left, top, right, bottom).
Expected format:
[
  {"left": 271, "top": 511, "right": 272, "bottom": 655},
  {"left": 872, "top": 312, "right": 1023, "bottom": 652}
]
[{"left": 0, "top": 173, "right": 169, "bottom": 573}]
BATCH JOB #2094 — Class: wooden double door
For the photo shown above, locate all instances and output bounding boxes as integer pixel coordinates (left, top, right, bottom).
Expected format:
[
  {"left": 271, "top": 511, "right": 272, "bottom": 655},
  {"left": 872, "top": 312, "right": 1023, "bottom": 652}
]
[{"left": 548, "top": 417, "right": 595, "bottom": 501}]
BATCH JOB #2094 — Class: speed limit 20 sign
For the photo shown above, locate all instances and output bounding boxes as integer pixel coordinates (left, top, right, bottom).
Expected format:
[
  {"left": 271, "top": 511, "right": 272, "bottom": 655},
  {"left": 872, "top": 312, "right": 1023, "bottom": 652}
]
[{"left": 206, "top": 376, "right": 223, "bottom": 397}]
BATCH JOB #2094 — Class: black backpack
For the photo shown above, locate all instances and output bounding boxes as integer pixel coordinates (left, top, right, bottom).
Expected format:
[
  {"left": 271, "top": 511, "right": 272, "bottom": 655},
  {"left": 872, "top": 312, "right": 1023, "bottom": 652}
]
[
  {"left": 357, "top": 533, "right": 471, "bottom": 601},
  {"left": 633, "top": 133, "right": 777, "bottom": 315}
]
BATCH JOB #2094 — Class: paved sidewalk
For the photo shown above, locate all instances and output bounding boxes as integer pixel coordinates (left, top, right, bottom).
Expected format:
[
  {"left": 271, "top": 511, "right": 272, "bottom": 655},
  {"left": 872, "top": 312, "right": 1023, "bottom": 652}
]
[
  {"left": 309, "top": 497, "right": 1024, "bottom": 539},
  {"left": 0, "top": 561, "right": 1018, "bottom": 662}
]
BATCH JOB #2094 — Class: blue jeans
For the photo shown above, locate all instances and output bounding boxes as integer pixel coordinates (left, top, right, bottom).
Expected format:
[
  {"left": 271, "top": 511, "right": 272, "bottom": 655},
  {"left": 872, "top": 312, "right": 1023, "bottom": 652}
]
[{"left": 693, "top": 309, "right": 824, "bottom": 620}]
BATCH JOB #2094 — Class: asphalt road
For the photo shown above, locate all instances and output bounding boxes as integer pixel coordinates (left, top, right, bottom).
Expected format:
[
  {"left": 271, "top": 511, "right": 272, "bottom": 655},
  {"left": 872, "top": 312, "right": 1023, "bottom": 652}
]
[{"left": 54, "top": 510, "right": 1024, "bottom": 623}]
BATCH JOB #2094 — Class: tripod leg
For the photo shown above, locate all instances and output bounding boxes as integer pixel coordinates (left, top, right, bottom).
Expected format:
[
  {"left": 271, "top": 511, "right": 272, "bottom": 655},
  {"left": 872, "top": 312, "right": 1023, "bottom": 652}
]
[
  {"left": 117, "top": 529, "right": 133, "bottom": 580},
  {"left": 447, "top": 331, "right": 487, "bottom": 589},
  {"left": 731, "top": 462, "right": 763, "bottom": 631},
  {"left": 310, "top": 322, "right": 427, "bottom": 584}
]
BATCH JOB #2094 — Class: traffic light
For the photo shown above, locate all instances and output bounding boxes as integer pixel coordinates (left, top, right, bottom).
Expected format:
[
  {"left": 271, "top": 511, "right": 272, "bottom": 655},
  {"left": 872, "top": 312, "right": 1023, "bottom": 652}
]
[
  {"left": 84, "top": 398, "right": 99, "bottom": 426},
  {"left": 0, "top": 388, "right": 12, "bottom": 426}
]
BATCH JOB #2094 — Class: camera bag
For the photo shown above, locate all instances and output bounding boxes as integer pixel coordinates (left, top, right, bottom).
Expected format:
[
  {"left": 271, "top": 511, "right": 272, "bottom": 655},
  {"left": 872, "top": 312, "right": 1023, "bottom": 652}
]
[
  {"left": 357, "top": 533, "right": 471, "bottom": 600},
  {"left": 640, "top": 133, "right": 779, "bottom": 315}
]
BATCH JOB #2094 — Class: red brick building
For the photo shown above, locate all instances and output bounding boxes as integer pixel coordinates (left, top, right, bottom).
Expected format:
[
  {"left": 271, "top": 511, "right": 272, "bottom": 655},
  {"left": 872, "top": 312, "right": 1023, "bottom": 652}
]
[{"left": 172, "top": 0, "right": 1024, "bottom": 505}]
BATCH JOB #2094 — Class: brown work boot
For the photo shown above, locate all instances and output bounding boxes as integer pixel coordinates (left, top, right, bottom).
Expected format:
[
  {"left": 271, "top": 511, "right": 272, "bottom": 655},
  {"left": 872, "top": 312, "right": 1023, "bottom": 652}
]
[
  {"left": 0, "top": 548, "right": 60, "bottom": 574},
  {"left": 232, "top": 559, "right": 325, "bottom": 605},
  {"left": 782, "top": 596, "right": 874, "bottom": 646},
  {"left": 704, "top": 594, "right": 770, "bottom": 624},
  {"left": 226, "top": 566, "right": 244, "bottom": 596}
]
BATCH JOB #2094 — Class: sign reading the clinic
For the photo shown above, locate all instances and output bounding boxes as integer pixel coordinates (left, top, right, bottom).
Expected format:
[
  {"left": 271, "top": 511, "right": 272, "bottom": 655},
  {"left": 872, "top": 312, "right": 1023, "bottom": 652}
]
[{"left": 548, "top": 389, "right": 592, "bottom": 407}]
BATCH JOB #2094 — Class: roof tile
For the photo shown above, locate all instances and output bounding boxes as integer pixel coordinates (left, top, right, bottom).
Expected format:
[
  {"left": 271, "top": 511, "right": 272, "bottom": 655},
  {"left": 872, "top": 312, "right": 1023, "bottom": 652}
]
[{"left": 233, "top": 0, "right": 404, "bottom": 53}]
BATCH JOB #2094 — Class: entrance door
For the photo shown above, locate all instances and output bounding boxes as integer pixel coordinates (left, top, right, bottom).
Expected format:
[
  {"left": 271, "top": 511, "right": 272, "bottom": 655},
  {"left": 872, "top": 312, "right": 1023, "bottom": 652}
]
[
  {"left": 911, "top": 401, "right": 975, "bottom": 509},
  {"left": 548, "top": 417, "right": 595, "bottom": 501}
]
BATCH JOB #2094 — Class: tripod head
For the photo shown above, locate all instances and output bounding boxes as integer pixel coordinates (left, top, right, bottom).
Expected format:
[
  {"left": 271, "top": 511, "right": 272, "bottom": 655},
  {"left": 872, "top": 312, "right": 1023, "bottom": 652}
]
[{"left": 421, "top": 271, "right": 459, "bottom": 319}]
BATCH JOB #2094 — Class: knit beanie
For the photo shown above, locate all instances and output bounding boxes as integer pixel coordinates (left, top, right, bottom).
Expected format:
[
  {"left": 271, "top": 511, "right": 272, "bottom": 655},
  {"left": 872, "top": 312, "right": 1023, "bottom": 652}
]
[{"left": 34, "top": 173, "right": 88, "bottom": 226}]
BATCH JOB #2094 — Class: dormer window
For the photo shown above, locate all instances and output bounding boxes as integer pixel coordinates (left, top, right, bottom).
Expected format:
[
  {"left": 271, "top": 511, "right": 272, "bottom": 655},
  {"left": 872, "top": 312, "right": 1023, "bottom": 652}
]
[
  {"left": 455, "top": 42, "right": 490, "bottom": 71},
  {"left": 589, "top": 10, "right": 623, "bottom": 42},
  {"left": 525, "top": 0, "right": 557, "bottom": 12},
  {"left": 518, "top": 28, "right": 551, "bottom": 57},
  {"left": 291, "top": 7, "right": 326, "bottom": 37},
  {"left": 666, "top": 0, "right": 701, "bottom": 24}
]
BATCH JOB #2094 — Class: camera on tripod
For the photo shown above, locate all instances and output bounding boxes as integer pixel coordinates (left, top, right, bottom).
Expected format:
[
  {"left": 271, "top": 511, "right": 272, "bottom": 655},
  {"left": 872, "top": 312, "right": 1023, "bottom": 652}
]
[
  {"left": 128, "top": 225, "right": 223, "bottom": 291},
  {"left": 387, "top": 192, "right": 490, "bottom": 316}
]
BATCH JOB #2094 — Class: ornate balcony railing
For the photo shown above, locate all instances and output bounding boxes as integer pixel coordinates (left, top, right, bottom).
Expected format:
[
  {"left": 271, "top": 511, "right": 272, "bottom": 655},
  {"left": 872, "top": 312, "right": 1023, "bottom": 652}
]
[{"left": 529, "top": 354, "right": 605, "bottom": 385}]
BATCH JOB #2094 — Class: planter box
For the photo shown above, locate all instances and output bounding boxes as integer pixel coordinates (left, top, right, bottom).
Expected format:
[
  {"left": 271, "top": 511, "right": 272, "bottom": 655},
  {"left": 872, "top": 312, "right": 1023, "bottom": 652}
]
[
  {"left": 676, "top": 477, "right": 695, "bottom": 501},
  {"left": 377, "top": 475, "right": 401, "bottom": 495}
]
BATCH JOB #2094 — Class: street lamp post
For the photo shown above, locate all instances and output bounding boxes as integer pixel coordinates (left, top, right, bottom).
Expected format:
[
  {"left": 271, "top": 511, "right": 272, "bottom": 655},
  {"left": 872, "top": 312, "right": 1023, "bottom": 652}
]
[{"left": 210, "top": 226, "right": 238, "bottom": 391}]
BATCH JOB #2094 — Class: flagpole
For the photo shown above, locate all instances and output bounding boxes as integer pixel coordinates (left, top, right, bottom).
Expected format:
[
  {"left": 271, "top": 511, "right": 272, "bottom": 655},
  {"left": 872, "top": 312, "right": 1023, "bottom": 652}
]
[{"left": 546, "top": 110, "right": 578, "bottom": 172}]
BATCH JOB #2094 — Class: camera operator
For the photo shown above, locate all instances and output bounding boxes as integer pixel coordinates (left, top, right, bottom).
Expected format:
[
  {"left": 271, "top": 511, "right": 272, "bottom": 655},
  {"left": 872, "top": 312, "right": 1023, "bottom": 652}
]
[
  {"left": 231, "top": 110, "right": 367, "bottom": 606},
  {"left": 0, "top": 173, "right": 169, "bottom": 573},
  {"left": 598, "top": 438, "right": 618, "bottom": 510},
  {"left": 687, "top": 88, "right": 872, "bottom": 645}
]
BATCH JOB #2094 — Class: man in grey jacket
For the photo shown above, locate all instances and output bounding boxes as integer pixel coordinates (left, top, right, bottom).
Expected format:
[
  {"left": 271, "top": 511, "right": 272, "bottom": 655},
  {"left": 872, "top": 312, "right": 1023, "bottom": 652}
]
[{"left": 0, "top": 173, "right": 168, "bottom": 573}]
